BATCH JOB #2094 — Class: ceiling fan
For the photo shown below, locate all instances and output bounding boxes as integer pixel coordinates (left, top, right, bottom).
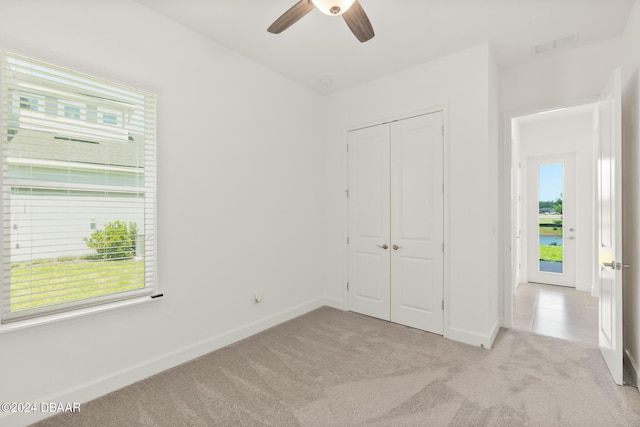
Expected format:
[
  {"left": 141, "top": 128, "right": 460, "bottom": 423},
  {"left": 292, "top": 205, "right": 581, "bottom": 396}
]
[{"left": 267, "top": 0, "right": 375, "bottom": 43}]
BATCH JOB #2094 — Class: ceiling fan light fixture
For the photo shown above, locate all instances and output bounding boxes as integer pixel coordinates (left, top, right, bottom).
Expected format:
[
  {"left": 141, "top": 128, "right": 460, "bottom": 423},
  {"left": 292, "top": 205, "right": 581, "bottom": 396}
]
[
  {"left": 268, "top": 0, "right": 374, "bottom": 43},
  {"left": 311, "top": 0, "right": 356, "bottom": 16}
]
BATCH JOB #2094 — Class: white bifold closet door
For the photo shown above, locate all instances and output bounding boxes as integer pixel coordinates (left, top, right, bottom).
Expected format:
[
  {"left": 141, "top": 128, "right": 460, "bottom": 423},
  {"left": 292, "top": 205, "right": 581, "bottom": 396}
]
[{"left": 347, "top": 111, "right": 444, "bottom": 334}]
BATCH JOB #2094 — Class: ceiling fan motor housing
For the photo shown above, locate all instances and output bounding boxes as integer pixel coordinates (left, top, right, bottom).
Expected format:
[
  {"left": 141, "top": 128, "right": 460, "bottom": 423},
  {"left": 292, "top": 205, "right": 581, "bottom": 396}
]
[{"left": 312, "top": 0, "right": 356, "bottom": 16}]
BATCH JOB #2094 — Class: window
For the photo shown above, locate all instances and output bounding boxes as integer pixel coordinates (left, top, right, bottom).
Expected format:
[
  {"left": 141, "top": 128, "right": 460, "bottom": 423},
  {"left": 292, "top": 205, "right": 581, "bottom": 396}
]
[
  {"left": 63, "top": 105, "right": 81, "bottom": 119},
  {"left": 1, "top": 51, "right": 157, "bottom": 324},
  {"left": 103, "top": 113, "right": 118, "bottom": 126}
]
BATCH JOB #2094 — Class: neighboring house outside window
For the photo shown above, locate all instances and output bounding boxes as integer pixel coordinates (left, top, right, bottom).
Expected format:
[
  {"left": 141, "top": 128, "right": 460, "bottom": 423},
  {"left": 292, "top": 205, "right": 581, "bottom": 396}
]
[{"left": 0, "top": 51, "right": 157, "bottom": 324}]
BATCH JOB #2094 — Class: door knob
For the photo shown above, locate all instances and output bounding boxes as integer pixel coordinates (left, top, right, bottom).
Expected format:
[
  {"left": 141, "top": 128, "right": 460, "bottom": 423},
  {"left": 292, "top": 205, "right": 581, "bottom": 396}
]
[
  {"left": 377, "top": 244, "right": 388, "bottom": 250},
  {"left": 393, "top": 244, "right": 402, "bottom": 250}
]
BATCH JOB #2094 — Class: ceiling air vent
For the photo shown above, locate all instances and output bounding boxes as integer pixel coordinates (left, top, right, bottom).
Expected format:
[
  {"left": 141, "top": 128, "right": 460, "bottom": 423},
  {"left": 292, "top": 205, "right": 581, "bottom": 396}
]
[{"left": 534, "top": 34, "right": 578, "bottom": 55}]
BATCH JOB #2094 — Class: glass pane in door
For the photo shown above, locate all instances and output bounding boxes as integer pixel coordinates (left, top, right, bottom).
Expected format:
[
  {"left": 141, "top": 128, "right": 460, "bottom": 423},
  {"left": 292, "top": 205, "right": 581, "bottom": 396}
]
[{"left": 538, "top": 163, "right": 563, "bottom": 273}]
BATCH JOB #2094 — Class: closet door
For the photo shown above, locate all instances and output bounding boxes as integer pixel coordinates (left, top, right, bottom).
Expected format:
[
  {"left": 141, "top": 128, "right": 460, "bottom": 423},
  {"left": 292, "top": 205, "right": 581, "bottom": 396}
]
[
  {"left": 347, "top": 124, "right": 391, "bottom": 321},
  {"left": 347, "top": 111, "right": 444, "bottom": 334},
  {"left": 390, "top": 112, "right": 444, "bottom": 333}
]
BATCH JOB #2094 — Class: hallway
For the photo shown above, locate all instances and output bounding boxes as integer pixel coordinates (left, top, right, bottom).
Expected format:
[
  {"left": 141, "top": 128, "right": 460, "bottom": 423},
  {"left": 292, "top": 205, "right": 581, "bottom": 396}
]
[{"left": 512, "top": 282, "right": 598, "bottom": 346}]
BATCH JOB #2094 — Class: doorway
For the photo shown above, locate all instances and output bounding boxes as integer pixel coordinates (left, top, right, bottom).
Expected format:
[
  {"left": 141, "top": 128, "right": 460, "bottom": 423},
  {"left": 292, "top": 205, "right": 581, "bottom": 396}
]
[
  {"left": 506, "top": 71, "right": 624, "bottom": 384},
  {"left": 510, "top": 103, "right": 598, "bottom": 342}
]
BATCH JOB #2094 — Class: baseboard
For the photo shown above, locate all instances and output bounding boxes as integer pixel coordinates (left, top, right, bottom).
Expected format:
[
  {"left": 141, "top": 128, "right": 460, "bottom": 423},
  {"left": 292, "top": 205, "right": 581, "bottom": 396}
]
[
  {"left": 487, "top": 319, "right": 501, "bottom": 348},
  {"left": 323, "top": 296, "right": 346, "bottom": 311},
  {"left": 446, "top": 319, "right": 501, "bottom": 349},
  {"left": 575, "top": 281, "right": 592, "bottom": 293},
  {"left": 501, "top": 313, "right": 512, "bottom": 329},
  {"left": 624, "top": 348, "right": 640, "bottom": 391},
  {"left": 2, "top": 297, "right": 327, "bottom": 427},
  {"left": 329, "top": 298, "right": 503, "bottom": 349}
]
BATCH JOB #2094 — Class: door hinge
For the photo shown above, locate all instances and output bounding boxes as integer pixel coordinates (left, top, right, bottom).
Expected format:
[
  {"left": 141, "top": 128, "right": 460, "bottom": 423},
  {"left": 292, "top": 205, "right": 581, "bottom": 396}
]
[
  {"left": 442, "top": 242, "right": 444, "bottom": 252},
  {"left": 442, "top": 184, "right": 444, "bottom": 194},
  {"left": 346, "top": 144, "right": 349, "bottom": 152},
  {"left": 345, "top": 189, "right": 349, "bottom": 198},
  {"left": 442, "top": 300, "right": 444, "bottom": 310},
  {"left": 347, "top": 282, "right": 350, "bottom": 291},
  {"left": 347, "top": 236, "right": 350, "bottom": 245}
]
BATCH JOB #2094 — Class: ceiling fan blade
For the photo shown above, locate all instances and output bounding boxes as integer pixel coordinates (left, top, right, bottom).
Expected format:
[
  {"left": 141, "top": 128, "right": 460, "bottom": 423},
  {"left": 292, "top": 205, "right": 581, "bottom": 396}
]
[
  {"left": 267, "top": 0, "right": 315, "bottom": 34},
  {"left": 342, "top": 1, "right": 375, "bottom": 43}
]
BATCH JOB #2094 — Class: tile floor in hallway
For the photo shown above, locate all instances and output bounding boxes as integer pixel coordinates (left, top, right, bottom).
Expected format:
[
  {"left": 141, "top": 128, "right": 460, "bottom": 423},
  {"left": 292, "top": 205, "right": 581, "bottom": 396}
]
[{"left": 512, "top": 282, "right": 598, "bottom": 347}]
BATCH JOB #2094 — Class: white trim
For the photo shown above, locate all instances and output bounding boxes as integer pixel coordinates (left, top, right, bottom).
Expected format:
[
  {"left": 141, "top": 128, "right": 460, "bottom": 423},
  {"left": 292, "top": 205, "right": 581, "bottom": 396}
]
[
  {"left": 343, "top": 129, "right": 350, "bottom": 308},
  {"left": 488, "top": 319, "right": 501, "bottom": 348},
  {"left": 0, "top": 294, "right": 158, "bottom": 334},
  {"left": 442, "top": 106, "right": 452, "bottom": 339},
  {"left": 445, "top": 319, "right": 501, "bottom": 349},
  {"left": 0, "top": 297, "right": 328, "bottom": 427},
  {"left": 624, "top": 348, "right": 640, "bottom": 391},
  {"left": 500, "top": 109, "right": 514, "bottom": 328},
  {"left": 344, "top": 105, "right": 448, "bottom": 133}
]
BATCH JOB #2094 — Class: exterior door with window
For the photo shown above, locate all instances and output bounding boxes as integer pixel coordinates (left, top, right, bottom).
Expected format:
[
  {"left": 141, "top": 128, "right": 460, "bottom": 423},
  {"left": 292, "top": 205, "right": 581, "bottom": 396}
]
[{"left": 526, "top": 154, "right": 577, "bottom": 287}]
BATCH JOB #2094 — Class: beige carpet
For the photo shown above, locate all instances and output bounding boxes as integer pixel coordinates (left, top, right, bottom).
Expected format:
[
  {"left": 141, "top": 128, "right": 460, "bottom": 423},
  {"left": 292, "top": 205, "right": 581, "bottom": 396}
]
[{"left": 34, "top": 307, "right": 640, "bottom": 426}]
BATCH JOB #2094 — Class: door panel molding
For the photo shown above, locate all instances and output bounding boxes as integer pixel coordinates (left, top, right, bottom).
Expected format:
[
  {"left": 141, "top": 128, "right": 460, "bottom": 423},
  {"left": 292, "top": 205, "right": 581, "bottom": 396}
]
[
  {"left": 347, "top": 124, "right": 390, "bottom": 320},
  {"left": 390, "top": 113, "right": 444, "bottom": 333}
]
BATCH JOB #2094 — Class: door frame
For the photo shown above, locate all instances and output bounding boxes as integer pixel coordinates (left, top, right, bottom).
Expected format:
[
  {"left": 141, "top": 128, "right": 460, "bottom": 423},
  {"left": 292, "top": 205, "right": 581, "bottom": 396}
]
[
  {"left": 344, "top": 106, "right": 450, "bottom": 334},
  {"left": 501, "top": 99, "right": 599, "bottom": 328}
]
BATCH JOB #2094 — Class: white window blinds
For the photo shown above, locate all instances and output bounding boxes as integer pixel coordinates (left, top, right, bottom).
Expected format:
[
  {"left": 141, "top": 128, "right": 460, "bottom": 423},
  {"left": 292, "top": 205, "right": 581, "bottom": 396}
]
[{"left": 1, "top": 51, "right": 157, "bottom": 323}]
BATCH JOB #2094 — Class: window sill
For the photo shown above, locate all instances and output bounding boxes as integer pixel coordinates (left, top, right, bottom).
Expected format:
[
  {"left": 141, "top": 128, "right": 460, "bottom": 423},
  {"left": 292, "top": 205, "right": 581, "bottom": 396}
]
[{"left": 0, "top": 295, "right": 161, "bottom": 335}]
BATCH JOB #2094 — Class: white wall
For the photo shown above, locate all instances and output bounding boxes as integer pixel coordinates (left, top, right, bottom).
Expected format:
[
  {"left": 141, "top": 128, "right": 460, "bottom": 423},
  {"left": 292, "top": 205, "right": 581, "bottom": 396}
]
[
  {"left": 0, "top": 1, "right": 326, "bottom": 425},
  {"left": 322, "top": 43, "right": 500, "bottom": 348},
  {"left": 501, "top": 37, "right": 624, "bottom": 113},
  {"left": 621, "top": 0, "right": 640, "bottom": 389},
  {"left": 514, "top": 107, "right": 596, "bottom": 292}
]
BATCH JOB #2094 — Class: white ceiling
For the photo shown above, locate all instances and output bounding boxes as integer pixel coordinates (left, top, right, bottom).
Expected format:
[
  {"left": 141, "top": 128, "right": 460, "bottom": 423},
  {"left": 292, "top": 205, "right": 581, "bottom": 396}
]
[{"left": 135, "top": 0, "right": 635, "bottom": 94}]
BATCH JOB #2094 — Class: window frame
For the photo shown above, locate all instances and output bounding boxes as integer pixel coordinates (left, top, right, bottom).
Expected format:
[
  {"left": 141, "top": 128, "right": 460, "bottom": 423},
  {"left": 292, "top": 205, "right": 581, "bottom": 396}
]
[{"left": 0, "top": 50, "right": 159, "bottom": 327}]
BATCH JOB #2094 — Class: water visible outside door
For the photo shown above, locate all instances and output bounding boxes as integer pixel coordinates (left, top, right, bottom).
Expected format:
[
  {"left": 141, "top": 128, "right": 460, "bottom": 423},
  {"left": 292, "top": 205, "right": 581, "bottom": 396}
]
[
  {"left": 538, "top": 163, "right": 564, "bottom": 274},
  {"left": 527, "top": 155, "right": 577, "bottom": 286}
]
